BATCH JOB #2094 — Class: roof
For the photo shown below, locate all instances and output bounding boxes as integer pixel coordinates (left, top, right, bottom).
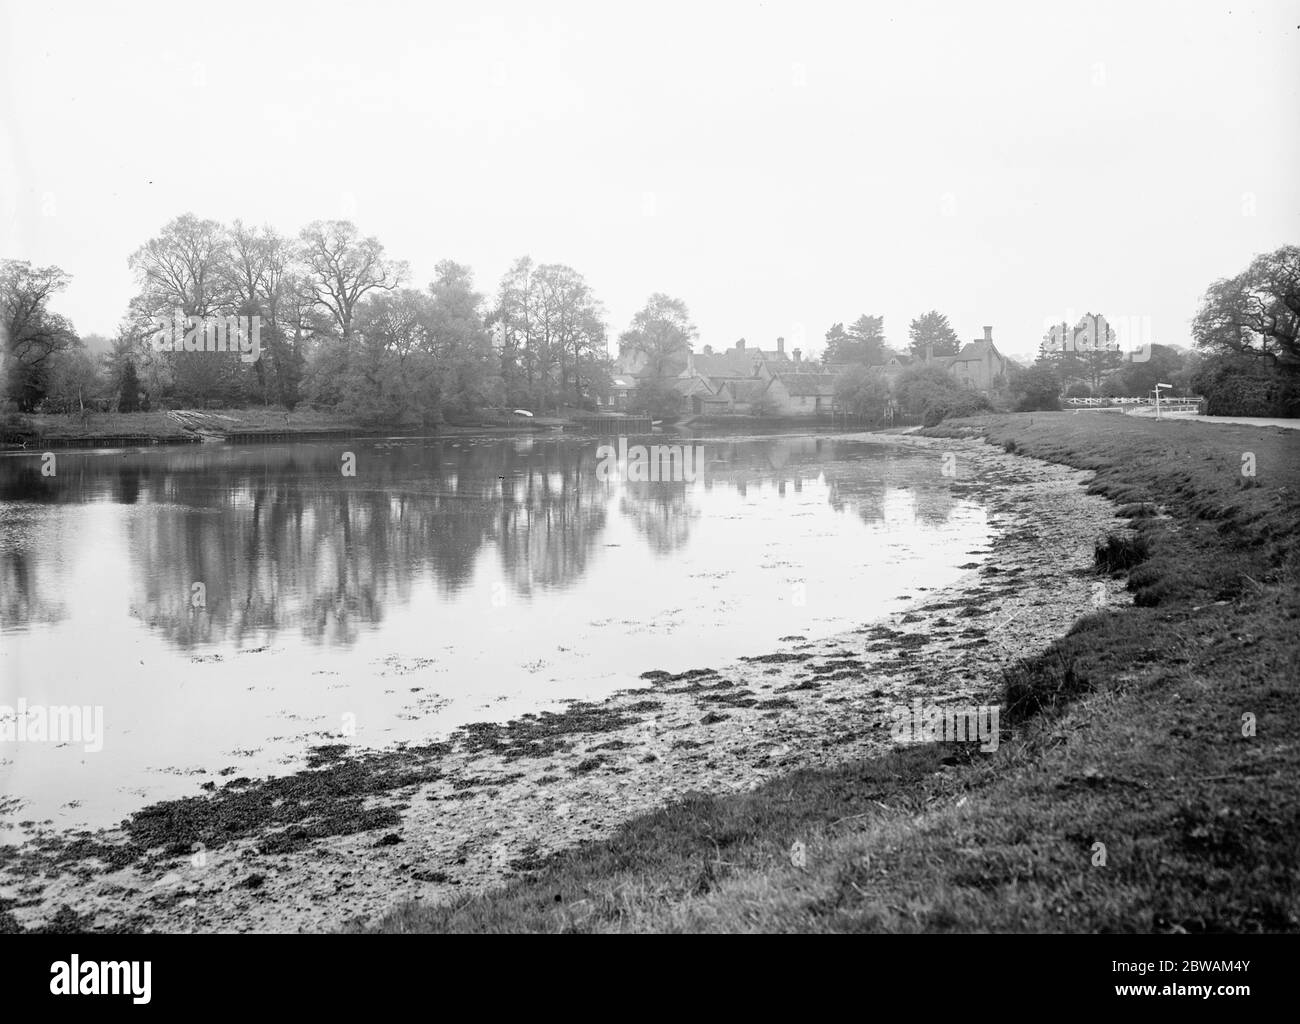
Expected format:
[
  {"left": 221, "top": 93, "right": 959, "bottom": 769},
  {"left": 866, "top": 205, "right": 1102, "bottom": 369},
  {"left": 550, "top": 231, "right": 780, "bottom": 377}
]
[
  {"left": 691, "top": 349, "right": 762, "bottom": 379},
  {"left": 669, "top": 376, "right": 715, "bottom": 397},
  {"left": 726, "top": 378, "right": 773, "bottom": 402},
  {"left": 951, "top": 339, "right": 1005, "bottom": 363}
]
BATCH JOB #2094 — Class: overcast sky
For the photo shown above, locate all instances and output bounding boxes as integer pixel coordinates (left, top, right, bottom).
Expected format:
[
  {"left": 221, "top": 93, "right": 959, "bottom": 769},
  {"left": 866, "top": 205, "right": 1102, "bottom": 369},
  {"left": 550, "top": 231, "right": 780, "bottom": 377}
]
[{"left": 2, "top": 0, "right": 1297, "bottom": 361}]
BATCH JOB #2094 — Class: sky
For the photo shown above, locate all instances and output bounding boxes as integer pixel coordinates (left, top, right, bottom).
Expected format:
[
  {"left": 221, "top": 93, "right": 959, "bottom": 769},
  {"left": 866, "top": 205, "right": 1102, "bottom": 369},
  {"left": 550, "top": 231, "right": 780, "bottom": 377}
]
[{"left": 1, "top": 0, "right": 1298, "bottom": 363}]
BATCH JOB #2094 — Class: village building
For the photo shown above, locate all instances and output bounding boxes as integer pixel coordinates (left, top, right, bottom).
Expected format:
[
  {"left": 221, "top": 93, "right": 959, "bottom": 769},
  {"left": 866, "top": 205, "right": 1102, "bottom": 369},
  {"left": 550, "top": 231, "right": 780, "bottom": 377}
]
[
  {"left": 603, "top": 326, "right": 1004, "bottom": 419},
  {"left": 923, "top": 326, "right": 1008, "bottom": 395}
]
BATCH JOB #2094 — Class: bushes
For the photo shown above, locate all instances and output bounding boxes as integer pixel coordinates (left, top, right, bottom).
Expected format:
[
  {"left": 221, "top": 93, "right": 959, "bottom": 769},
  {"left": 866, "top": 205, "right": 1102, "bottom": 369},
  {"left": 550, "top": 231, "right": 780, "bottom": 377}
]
[
  {"left": 1094, "top": 532, "right": 1151, "bottom": 573},
  {"left": 921, "top": 390, "right": 992, "bottom": 426},
  {"left": 894, "top": 365, "right": 960, "bottom": 417},
  {"left": 631, "top": 378, "right": 684, "bottom": 421},
  {"left": 895, "top": 364, "right": 994, "bottom": 425},
  {"left": 1010, "top": 364, "right": 1062, "bottom": 411},
  {"left": 1192, "top": 354, "right": 1300, "bottom": 417},
  {"left": 833, "top": 365, "right": 891, "bottom": 422}
]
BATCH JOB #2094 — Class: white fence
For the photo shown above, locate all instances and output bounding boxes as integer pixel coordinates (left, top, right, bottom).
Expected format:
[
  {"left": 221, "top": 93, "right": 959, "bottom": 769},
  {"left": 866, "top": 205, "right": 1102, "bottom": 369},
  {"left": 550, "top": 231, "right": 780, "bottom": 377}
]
[{"left": 1064, "top": 396, "right": 1204, "bottom": 412}]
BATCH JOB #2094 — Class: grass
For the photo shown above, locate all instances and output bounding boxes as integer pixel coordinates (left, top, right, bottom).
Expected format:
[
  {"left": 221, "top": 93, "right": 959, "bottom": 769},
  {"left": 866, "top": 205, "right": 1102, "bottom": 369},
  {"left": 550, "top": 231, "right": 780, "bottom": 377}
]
[
  {"left": 8, "top": 407, "right": 361, "bottom": 440},
  {"left": 351, "top": 412, "right": 1300, "bottom": 933},
  {"left": 5, "top": 407, "right": 571, "bottom": 444}
]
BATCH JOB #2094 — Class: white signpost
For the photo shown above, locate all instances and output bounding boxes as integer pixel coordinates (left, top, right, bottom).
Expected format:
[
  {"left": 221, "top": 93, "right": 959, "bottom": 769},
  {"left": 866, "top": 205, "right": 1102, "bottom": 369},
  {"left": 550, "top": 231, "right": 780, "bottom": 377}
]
[{"left": 1152, "top": 383, "right": 1173, "bottom": 420}]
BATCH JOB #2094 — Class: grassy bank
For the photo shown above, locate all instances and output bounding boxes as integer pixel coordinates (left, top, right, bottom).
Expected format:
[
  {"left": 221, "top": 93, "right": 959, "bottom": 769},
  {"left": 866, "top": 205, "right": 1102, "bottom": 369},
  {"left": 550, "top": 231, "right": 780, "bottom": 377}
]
[
  {"left": 7, "top": 408, "right": 362, "bottom": 443},
  {"left": 3, "top": 408, "right": 564, "bottom": 446},
  {"left": 365, "top": 412, "right": 1299, "bottom": 932}
]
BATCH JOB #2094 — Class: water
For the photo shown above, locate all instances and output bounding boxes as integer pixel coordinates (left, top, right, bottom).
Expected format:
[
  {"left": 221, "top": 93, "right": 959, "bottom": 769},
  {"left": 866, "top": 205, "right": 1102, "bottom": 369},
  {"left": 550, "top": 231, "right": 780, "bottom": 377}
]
[{"left": 0, "top": 432, "right": 990, "bottom": 833}]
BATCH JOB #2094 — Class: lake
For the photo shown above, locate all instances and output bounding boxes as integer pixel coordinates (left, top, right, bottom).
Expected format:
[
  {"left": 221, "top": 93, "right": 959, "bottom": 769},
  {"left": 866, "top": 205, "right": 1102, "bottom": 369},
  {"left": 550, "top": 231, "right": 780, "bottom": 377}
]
[{"left": 0, "top": 431, "right": 990, "bottom": 834}]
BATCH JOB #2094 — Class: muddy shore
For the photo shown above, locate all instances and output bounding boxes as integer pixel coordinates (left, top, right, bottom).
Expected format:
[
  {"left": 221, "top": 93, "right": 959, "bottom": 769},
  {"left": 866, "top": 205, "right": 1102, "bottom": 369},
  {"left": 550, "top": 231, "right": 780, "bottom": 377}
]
[{"left": 1, "top": 432, "right": 1131, "bottom": 933}]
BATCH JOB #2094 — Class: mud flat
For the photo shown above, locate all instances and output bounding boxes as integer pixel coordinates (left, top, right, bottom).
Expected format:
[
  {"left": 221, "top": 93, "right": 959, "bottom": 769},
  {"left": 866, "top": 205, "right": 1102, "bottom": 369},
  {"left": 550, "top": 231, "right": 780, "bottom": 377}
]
[{"left": 0, "top": 432, "right": 1131, "bottom": 933}]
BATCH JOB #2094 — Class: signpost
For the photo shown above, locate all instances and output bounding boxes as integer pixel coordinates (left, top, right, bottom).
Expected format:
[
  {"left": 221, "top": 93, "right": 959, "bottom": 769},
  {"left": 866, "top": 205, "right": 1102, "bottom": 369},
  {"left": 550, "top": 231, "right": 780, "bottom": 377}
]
[{"left": 1152, "top": 383, "right": 1173, "bottom": 420}]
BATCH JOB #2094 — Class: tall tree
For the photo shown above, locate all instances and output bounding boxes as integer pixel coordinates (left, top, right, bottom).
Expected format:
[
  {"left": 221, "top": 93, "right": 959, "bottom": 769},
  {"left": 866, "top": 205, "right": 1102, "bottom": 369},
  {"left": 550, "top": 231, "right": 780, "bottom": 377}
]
[
  {"left": 118, "top": 359, "right": 142, "bottom": 412},
  {"left": 533, "top": 263, "right": 605, "bottom": 407},
  {"left": 0, "top": 260, "right": 78, "bottom": 410},
  {"left": 907, "top": 310, "right": 961, "bottom": 359},
  {"left": 1193, "top": 244, "right": 1300, "bottom": 372},
  {"left": 824, "top": 314, "right": 885, "bottom": 364},
  {"left": 128, "top": 213, "right": 231, "bottom": 320},
  {"left": 492, "top": 258, "right": 605, "bottom": 411},
  {"left": 128, "top": 214, "right": 241, "bottom": 405},
  {"left": 427, "top": 261, "right": 498, "bottom": 415},
  {"left": 493, "top": 256, "right": 539, "bottom": 403},
  {"left": 298, "top": 220, "right": 406, "bottom": 350},
  {"left": 620, "top": 293, "right": 696, "bottom": 379},
  {"left": 1040, "top": 312, "right": 1123, "bottom": 390},
  {"left": 46, "top": 344, "right": 104, "bottom": 416}
]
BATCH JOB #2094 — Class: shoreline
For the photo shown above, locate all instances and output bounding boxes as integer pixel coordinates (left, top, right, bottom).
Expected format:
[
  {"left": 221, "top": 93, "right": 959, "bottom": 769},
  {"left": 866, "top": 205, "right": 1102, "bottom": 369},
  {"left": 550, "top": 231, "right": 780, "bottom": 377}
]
[
  {"left": 1, "top": 408, "right": 902, "bottom": 453},
  {"left": 1, "top": 431, "right": 1129, "bottom": 933}
]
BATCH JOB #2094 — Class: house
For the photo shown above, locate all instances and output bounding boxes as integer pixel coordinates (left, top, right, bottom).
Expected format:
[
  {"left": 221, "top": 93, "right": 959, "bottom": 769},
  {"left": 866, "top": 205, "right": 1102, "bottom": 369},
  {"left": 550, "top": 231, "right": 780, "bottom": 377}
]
[
  {"left": 604, "top": 374, "right": 639, "bottom": 411},
  {"left": 766, "top": 371, "right": 841, "bottom": 415},
  {"left": 686, "top": 338, "right": 769, "bottom": 384},
  {"left": 924, "top": 327, "right": 1008, "bottom": 394}
]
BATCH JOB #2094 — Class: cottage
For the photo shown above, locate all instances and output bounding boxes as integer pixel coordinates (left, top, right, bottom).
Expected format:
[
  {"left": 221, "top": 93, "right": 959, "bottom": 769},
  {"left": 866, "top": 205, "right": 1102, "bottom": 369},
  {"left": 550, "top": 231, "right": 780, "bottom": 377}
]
[{"left": 924, "top": 327, "right": 1008, "bottom": 395}]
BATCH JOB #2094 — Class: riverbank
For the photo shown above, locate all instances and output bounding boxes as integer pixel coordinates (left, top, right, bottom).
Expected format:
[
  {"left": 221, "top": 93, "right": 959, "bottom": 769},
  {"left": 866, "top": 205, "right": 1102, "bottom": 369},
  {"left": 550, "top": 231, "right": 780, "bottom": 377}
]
[
  {"left": 357, "top": 412, "right": 1296, "bottom": 933},
  {"left": 2, "top": 426, "right": 1131, "bottom": 932},
  {"left": 2, "top": 408, "right": 899, "bottom": 451},
  {"left": 0, "top": 408, "right": 582, "bottom": 449}
]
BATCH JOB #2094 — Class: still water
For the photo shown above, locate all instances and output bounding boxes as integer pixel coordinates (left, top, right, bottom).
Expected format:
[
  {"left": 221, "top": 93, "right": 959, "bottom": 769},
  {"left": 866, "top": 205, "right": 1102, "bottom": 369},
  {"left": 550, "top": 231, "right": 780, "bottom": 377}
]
[{"left": 0, "top": 433, "right": 990, "bottom": 833}]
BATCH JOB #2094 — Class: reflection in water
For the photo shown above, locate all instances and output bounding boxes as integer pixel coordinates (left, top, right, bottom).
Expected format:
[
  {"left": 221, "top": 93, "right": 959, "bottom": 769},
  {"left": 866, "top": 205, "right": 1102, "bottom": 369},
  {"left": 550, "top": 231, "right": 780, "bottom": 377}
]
[
  {"left": 0, "top": 433, "right": 987, "bottom": 830},
  {"left": 2, "top": 436, "right": 966, "bottom": 648}
]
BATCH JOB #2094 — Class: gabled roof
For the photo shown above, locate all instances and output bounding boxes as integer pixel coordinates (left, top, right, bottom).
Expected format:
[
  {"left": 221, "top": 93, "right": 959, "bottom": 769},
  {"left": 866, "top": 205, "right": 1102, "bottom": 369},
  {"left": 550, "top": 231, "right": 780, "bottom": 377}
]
[
  {"left": 951, "top": 339, "right": 1005, "bottom": 363},
  {"left": 670, "top": 376, "right": 716, "bottom": 397}
]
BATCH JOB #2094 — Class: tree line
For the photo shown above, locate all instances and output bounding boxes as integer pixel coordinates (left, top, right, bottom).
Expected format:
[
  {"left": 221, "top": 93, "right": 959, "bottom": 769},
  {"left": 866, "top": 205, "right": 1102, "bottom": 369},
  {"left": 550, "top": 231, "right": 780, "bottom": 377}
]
[
  {"left": 1, "top": 215, "right": 652, "bottom": 423},
  {"left": 2, "top": 228, "right": 1296, "bottom": 422}
]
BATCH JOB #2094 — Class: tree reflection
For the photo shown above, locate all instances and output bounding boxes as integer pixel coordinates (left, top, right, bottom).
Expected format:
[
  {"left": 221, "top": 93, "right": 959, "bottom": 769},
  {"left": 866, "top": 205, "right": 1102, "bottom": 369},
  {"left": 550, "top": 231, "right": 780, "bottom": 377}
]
[{"left": 0, "top": 435, "right": 973, "bottom": 648}]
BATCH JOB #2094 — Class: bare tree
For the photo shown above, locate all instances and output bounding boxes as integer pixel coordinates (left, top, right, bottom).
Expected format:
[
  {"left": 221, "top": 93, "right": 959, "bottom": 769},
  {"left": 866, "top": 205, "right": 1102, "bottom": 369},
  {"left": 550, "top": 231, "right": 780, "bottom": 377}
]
[{"left": 297, "top": 220, "right": 406, "bottom": 350}]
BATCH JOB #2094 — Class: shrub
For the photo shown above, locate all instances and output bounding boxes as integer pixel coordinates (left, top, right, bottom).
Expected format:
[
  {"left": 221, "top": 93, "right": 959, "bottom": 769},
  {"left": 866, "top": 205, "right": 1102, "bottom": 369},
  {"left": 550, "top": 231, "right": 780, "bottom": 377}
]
[
  {"left": 1010, "top": 364, "right": 1062, "bottom": 411},
  {"left": 1192, "top": 354, "right": 1300, "bottom": 417},
  {"left": 1094, "top": 532, "right": 1150, "bottom": 573}
]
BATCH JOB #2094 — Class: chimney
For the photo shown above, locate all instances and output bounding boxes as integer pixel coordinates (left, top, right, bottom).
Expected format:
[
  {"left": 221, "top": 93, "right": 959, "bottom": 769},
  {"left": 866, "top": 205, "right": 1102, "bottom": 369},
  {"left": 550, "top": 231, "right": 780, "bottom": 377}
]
[
  {"left": 983, "top": 326, "right": 993, "bottom": 344},
  {"left": 735, "top": 338, "right": 746, "bottom": 350},
  {"left": 793, "top": 348, "right": 802, "bottom": 365},
  {"left": 777, "top": 336, "right": 785, "bottom": 355}
]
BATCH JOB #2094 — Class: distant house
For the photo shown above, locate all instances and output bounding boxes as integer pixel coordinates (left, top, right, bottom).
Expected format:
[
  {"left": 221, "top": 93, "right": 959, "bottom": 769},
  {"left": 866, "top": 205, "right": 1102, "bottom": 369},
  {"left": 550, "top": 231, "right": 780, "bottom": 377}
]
[
  {"left": 617, "top": 334, "right": 935, "bottom": 419},
  {"left": 604, "top": 374, "right": 639, "bottom": 411},
  {"left": 924, "top": 327, "right": 1008, "bottom": 394},
  {"left": 766, "top": 372, "right": 841, "bottom": 416},
  {"left": 686, "top": 338, "right": 769, "bottom": 383}
]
